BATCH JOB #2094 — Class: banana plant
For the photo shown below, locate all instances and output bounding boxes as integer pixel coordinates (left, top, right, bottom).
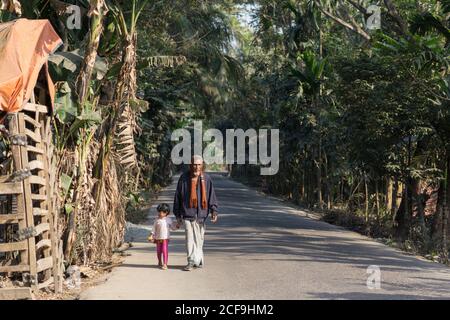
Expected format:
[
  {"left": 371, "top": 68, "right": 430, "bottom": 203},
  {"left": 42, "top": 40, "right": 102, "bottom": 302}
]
[
  {"left": 290, "top": 50, "right": 328, "bottom": 99},
  {"left": 92, "top": 0, "right": 150, "bottom": 211},
  {"left": 99, "top": 0, "right": 150, "bottom": 172}
]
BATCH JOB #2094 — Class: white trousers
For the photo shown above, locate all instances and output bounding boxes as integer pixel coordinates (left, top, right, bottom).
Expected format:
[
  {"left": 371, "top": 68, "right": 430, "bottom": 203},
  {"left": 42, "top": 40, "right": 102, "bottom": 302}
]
[{"left": 184, "top": 220, "right": 205, "bottom": 266}]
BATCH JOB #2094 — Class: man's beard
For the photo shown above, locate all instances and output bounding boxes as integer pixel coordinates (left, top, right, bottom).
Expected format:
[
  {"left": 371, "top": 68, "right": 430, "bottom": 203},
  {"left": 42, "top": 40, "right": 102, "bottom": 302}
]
[{"left": 192, "top": 171, "right": 201, "bottom": 177}]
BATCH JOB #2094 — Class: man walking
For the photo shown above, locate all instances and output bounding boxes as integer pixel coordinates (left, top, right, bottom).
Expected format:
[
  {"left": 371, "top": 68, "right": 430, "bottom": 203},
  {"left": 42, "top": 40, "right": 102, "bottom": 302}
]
[{"left": 173, "top": 155, "right": 218, "bottom": 271}]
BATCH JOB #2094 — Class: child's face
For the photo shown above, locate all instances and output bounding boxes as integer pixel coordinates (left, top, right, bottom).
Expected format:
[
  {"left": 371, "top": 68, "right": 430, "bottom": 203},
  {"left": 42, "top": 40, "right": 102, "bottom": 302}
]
[{"left": 158, "top": 211, "right": 168, "bottom": 218}]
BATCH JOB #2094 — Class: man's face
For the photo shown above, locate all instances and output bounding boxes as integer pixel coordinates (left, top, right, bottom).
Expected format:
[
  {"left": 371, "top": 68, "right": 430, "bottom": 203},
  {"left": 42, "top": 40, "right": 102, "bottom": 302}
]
[{"left": 192, "top": 158, "right": 203, "bottom": 177}]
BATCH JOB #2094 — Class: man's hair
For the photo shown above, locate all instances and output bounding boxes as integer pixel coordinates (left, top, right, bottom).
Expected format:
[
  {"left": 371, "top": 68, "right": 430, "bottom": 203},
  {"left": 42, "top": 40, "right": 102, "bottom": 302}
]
[{"left": 157, "top": 203, "right": 170, "bottom": 214}]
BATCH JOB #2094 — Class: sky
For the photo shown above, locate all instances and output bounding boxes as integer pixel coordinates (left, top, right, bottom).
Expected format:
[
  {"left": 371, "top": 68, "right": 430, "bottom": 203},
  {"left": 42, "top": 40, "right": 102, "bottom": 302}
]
[{"left": 235, "top": 3, "right": 259, "bottom": 32}]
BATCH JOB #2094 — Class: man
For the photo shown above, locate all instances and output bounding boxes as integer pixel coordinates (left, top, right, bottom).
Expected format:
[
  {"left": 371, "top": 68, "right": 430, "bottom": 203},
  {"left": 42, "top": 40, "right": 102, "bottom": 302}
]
[{"left": 173, "top": 155, "right": 218, "bottom": 271}]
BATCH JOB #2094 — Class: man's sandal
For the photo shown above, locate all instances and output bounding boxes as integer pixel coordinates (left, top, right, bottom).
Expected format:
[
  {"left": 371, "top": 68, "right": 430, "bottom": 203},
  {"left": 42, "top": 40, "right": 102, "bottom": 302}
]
[{"left": 183, "top": 264, "right": 194, "bottom": 271}]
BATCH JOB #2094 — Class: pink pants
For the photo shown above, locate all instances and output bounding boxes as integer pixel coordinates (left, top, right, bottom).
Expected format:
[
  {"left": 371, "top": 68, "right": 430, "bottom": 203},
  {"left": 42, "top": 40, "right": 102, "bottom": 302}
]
[{"left": 156, "top": 239, "right": 169, "bottom": 265}]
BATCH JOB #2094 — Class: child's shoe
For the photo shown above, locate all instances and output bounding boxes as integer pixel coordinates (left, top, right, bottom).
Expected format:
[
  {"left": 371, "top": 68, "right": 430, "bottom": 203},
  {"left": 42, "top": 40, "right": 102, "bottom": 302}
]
[{"left": 161, "top": 264, "right": 168, "bottom": 270}]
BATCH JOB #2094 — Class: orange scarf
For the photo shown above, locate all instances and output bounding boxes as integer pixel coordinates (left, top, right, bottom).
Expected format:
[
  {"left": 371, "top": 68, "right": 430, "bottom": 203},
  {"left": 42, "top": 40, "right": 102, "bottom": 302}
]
[{"left": 189, "top": 175, "right": 207, "bottom": 209}]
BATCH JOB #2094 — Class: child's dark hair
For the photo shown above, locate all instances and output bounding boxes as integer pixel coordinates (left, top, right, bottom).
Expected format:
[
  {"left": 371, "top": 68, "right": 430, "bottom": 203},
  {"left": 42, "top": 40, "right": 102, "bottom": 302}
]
[{"left": 157, "top": 203, "right": 170, "bottom": 214}]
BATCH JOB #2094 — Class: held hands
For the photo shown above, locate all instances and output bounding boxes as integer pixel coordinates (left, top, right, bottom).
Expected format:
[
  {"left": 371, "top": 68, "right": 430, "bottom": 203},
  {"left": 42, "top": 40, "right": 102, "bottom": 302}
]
[{"left": 176, "top": 217, "right": 183, "bottom": 229}]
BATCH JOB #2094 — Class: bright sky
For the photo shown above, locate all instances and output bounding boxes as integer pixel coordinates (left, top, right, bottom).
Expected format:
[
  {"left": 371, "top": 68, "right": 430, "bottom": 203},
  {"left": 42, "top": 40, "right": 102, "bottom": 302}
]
[{"left": 235, "top": 3, "right": 258, "bottom": 32}]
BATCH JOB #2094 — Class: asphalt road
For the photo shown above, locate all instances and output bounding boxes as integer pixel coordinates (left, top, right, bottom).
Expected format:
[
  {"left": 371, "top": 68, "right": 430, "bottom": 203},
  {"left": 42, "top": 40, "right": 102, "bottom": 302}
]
[{"left": 81, "top": 173, "right": 450, "bottom": 300}]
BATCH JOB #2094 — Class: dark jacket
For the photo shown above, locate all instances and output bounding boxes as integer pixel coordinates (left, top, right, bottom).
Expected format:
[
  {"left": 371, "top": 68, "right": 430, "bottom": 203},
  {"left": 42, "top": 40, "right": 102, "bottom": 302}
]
[{"left": 173, "top": 172, "right": 218, "bottom": 221}]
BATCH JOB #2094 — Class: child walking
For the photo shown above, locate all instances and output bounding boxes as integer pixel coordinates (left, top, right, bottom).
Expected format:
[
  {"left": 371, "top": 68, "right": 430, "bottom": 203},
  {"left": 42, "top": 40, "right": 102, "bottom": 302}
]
[{"left": 148, "top": 203, "right": 179, "bottom": 270}]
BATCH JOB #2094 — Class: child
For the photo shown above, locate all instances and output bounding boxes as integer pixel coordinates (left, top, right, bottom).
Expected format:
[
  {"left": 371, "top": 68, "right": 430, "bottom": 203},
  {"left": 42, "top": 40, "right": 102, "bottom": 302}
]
[{"left": 148, "top": 203, "right": 179, "bottom": 270}]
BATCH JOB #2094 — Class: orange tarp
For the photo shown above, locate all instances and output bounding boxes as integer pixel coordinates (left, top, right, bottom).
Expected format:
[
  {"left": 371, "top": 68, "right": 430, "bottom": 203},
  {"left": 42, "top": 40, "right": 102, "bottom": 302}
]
[{"left": 0, "top": 19, "right": 62, "bottom": 114}]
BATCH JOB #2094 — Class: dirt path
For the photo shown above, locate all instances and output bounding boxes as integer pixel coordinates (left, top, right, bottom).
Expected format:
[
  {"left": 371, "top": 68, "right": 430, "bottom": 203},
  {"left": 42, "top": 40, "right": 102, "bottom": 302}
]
[{"left": 81, "top": 173, "right": 450, "bottom": 300}]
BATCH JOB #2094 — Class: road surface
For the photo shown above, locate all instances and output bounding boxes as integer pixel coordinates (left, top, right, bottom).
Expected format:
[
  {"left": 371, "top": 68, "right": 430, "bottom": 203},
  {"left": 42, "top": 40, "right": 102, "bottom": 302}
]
[{"left": 81, "top": 173, "right": 450, "bottom": 300}]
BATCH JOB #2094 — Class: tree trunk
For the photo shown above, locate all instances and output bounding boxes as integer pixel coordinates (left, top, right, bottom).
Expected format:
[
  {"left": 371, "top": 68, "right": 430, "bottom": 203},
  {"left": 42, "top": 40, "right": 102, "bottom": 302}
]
[
  {"left": 317, "top": 143, "right": 323, "bottom": 209},
  {"left": 433, "top": 178, "right": 445, "bottom": 239},
  {"left": 324, "top": 150, "right": 331, "bottom": 210},
  {"left": 442, "top": 153, "right": 450, "bottom": 262},
  {"left": 395, "top": 137, "right": 428, "bottom": 241},
  {"left": 375, "top": 180, "right": 380, "bottom": 218},
  {"left": 395, "top": 180, "right": 404, "bottom": 213},
  {"left": 395, "top": 178, "right": 418, "bottom": 241},
  {"left": 386, "top": 176, "right": 394, "bottom": 214},
  {"left": 364, "top": 173, "right": 369, "bottom": 222},
  {"left": 300, "top": 170, "right": 305, "bottom": 201},
  {"left": 305, "top": 163, "right": 308, "bottom": 204}
]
